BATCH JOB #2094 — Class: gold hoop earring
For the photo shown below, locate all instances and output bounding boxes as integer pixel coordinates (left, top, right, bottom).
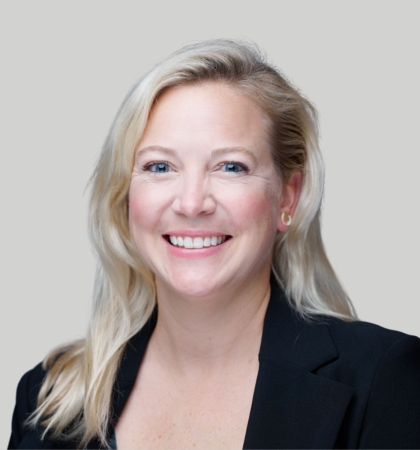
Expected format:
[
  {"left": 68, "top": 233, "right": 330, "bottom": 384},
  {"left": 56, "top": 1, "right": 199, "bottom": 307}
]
[{"left": 281, "top": 211, "right": 292, "bottom": 227}]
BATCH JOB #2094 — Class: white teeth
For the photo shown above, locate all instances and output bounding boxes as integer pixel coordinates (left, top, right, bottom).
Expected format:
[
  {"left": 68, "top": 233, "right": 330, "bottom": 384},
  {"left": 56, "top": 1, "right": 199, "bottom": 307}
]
[
  {"left": 184, "top": 237, "right": 193, "bottom": 248},
  {"left": 193, "top": 237, "right": 204, "bottom": 248},
  {"left": 169, "top": 235, "right": 227, "bottom": 248}
]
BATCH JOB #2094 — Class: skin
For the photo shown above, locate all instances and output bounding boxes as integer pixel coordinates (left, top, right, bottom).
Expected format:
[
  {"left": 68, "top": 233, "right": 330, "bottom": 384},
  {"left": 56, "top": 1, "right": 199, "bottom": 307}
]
[{"left": 116, "top": 82, "right": 301, "bottom": 449}]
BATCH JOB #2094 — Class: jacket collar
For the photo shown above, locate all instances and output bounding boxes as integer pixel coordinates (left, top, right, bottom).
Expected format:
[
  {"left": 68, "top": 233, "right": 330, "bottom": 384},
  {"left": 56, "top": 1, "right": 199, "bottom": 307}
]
[
  {"left": 244, "top": 281, "right": 353, "bottom": 449},
  {"left": 259, "top": 280, "right": 338, "bottom": 370},
  {"left": 107, "top": 281, "right": 354, "bottom": 449}
]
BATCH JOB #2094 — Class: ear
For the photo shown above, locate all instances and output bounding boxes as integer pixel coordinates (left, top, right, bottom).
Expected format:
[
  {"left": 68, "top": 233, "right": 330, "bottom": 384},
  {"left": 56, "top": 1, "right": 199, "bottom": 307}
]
[{"left": 277, "top": 170, "right": 302, "bottom": 232}]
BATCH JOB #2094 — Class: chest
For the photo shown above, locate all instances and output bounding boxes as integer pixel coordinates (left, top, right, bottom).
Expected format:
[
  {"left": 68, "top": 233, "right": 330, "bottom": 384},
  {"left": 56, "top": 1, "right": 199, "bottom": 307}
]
[{"left": 114, "top": 360, "right": 259, "bottom": 449}]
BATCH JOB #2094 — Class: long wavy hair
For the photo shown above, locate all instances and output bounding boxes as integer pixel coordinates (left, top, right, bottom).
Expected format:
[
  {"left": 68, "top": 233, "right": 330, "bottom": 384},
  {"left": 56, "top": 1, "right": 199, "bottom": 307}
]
[{"left": 27, "top": 39, "right": 357, "bottom": 447}]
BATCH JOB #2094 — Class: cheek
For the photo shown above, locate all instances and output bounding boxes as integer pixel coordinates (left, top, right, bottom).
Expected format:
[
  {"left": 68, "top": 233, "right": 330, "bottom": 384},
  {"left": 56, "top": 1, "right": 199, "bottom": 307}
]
[
  {"left": 128, "top": 184, "right": 165, "bottom": 235},
  {"left": 232, "top": 186, "right": 280, "bottom": 235}
]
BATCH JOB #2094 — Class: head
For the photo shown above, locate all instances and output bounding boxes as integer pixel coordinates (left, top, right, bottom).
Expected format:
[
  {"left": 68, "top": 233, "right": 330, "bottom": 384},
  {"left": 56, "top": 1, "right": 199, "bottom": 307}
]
[{"left": 90, "top": 38, "right": 353, "bottom": 322}]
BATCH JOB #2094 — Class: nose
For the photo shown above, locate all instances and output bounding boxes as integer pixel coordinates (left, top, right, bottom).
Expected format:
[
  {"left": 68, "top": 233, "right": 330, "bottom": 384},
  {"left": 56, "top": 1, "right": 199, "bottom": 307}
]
[{"left": 172, "top": 173, "right": 216, "bottom": 218}]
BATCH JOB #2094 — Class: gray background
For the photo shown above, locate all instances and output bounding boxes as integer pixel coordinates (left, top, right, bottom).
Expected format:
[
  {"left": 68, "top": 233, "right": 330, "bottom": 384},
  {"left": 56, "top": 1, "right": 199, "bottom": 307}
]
[{"left": 2, "top": 1, "right": 419, "bottom": 444}]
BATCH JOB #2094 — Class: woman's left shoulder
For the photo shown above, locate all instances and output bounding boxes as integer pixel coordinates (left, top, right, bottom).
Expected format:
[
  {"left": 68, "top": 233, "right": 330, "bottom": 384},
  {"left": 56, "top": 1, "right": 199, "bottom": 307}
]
[
  {"left": 319, "top": 316, "right": 420, "bottom": 383},
  {"left": 317, "top": 317, "right": 420, "bottom": 447},
  {"left": 324, "top": 315, "right": 420, "bottom": 363}
]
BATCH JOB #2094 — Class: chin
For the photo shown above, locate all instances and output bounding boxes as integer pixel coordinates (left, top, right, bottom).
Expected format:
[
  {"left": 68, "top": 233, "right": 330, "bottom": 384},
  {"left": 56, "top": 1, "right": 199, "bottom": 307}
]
[
  {"left": 173, "top": 282, "right": 223, "bottom": 299},
  {"left": 158, "top": 272, "right": 232, "bottom": 300}
]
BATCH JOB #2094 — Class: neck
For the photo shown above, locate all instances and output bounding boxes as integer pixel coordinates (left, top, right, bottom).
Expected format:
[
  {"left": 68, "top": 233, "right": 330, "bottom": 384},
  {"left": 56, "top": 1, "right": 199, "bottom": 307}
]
[{"left": 149, "top": 274, "right": 271, "bottom": 376}]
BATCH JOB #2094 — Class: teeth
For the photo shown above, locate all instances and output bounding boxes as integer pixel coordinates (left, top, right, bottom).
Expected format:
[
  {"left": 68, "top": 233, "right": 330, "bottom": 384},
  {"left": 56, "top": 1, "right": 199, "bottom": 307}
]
[
  {"left": 184, "top": 237, "right": 193, "bottom": 248},
  {"left": 193, "top": 237, "right": 204, "bottom": 248},
  {"left": 168, "top": 235, "right": 226, "bottom": 248}
]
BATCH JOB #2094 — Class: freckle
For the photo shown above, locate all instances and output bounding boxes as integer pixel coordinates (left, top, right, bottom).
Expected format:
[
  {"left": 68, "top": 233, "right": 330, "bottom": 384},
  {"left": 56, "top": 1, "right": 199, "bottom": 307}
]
[{"left": 158, "top": 435, "right": 162, "bottom": 439}]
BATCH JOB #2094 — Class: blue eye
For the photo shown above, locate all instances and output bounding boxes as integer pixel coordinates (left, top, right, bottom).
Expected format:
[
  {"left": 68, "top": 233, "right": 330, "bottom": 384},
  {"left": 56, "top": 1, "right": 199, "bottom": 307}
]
[
  {"left": 221, "top": 162, "right": 248, "bottom": 173},
  {"left": 144, "top": 162, "right": 171, "bottom": 173}
]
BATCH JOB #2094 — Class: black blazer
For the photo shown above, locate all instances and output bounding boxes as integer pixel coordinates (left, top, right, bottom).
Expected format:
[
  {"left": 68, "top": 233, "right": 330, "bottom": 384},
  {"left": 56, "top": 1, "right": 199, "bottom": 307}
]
[{"left": 9, "top": 282, "right": 420, "bottom": 449}]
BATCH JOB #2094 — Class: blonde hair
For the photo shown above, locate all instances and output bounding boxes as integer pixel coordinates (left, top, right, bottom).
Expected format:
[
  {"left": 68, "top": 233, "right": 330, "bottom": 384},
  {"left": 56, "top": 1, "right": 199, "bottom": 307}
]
[{"left": 28, "top": 39, "right": 357, "bottom": 447}]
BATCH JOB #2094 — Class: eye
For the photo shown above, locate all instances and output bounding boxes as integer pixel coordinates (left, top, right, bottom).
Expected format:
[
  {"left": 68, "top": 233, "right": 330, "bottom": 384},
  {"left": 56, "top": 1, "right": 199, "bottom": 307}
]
[
  {"left": 220, "top": 162, "right": 249, "bottom": 173},
  {"left": 144, "top": 162, "right": 172, "bottom": 173}
]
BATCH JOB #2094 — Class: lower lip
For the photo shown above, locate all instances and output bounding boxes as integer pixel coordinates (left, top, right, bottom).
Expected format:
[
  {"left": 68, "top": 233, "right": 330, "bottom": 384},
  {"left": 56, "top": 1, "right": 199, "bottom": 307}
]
[{"left": 164, "top": 237, "right": 230, "bottom": 259}]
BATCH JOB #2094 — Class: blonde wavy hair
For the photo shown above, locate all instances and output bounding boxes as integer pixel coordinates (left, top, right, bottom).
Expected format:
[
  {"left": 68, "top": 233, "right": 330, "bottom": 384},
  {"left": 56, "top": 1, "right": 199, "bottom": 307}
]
[{"left": 28, "top": 39, "right": 357, "bottom": 447}]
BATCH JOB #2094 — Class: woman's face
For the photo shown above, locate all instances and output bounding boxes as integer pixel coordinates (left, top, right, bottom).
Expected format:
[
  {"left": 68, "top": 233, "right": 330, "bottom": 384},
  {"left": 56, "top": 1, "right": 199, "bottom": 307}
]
[{"left": 129, "top": 82, "right": 283, "bottom": 298}]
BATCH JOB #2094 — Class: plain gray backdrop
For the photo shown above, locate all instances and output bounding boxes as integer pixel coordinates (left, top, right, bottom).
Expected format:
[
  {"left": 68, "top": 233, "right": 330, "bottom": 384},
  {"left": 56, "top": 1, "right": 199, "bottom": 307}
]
[{"left": 2, "top": 1, "right": 419, "bottom": 444}]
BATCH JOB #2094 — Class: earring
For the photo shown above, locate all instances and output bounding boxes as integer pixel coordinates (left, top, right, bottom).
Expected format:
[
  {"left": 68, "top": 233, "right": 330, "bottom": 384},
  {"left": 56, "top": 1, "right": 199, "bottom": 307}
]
[{"left": 281, "top": 211, "right": 292, "bottom": 227}]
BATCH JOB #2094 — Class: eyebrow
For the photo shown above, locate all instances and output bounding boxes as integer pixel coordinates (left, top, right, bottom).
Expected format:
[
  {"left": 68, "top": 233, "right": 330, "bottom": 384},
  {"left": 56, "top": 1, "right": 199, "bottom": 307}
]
[
  {"left": 137, "top": 145, "right": 258, "bottom": 164},
  {"left": 211, "top": 147, "right": 258, "bottom": 165},
  {"left": 136, "top": 146, "right": 177, "bottom": 159}
]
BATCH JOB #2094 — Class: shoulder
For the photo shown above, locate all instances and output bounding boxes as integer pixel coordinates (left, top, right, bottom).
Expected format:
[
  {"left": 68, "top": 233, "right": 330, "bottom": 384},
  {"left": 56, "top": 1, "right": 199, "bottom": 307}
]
[
  {"left": 323, "top": 316, "right": 420, "bottom": 371},
  {"left": 16, "top": 362, "right": 47, "bottom": 407},
  {"left": 9, "top": 363, "right": 47, "bottom": 449},
  {"left": 265, "top": 285, "right": 420, "bottom": 378},
  {"left": 316, "top": 315, "right": 420, "bottom": 382},
  {"left": 13, "top": 362, "right": 47, "bottom": 420},
  {"left": 325, "top": 315, "right": 418, "bottom": 359},
  {"left": 317, "top": 317, "right": 420, "bottom": 447}
]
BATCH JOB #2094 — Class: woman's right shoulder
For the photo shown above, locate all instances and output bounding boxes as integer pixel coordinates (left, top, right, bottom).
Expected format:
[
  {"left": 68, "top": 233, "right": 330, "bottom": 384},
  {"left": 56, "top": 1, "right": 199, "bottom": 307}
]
[
  {"left": 9, "top": 362, "right": 47, "bottom": 449},
  {"left": 15, "top": 362, "right": 47, "bottom": 409}
]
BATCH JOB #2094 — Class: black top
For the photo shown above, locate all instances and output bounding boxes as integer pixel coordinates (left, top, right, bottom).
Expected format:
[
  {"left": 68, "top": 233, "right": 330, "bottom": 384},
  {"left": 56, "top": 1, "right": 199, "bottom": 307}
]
[{"left": 9, "top": 282, "right": 420, "bottom": 449}]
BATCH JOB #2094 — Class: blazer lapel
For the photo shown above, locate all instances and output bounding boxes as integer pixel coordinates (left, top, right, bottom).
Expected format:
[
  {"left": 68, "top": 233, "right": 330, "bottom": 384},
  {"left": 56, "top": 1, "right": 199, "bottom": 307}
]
[
  {"left": 243, "top": 282, "right": 354, "bottom": 449},
  {"left": 111, "top": 312, "right": 157, "bottom": 422},
  {"left": 86, "top": 312, "right": 158, "bottom": 449}
]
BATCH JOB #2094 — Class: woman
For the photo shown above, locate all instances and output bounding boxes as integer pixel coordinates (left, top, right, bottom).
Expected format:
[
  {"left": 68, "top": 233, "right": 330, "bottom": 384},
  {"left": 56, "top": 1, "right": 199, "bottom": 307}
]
[{"left": 9, "top": 40, "right": 420, "bottom": 449}]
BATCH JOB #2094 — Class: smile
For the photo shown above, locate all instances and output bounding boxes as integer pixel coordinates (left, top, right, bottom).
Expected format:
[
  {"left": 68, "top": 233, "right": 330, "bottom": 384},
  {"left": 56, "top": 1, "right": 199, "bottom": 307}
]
[{"left": 167, "top": 235, "right": 229, "bottom": 249}]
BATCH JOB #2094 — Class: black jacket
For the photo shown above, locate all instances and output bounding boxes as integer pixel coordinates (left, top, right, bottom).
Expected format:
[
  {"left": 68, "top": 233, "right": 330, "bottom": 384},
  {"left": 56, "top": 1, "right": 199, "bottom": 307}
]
[{"left": 9, "top": 283, "right": 420, "bottom": 449}]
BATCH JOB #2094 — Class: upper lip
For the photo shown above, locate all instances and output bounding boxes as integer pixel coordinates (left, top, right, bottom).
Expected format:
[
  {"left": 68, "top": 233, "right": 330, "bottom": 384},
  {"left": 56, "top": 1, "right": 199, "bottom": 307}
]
[{"left": 165, "top": 230, "right": 229, "bottom": 237}]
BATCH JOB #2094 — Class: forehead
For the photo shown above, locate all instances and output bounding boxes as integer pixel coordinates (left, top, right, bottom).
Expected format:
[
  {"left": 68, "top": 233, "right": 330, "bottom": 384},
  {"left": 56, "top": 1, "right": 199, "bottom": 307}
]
[{"left": 139, "top": 82, "right": 271, "bottom": 151}]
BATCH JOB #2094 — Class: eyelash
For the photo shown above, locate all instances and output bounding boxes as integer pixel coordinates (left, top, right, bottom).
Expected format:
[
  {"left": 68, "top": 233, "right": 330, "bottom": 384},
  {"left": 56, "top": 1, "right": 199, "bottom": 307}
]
[
  {"left": 218, "top": 161, "right": 249, "bottom": 173},
  {"left": 143, "top": 161, "right": 172, "bottom": 173},
  {"left": 142, "top": 161, "right": 249, "bottom": 174}
]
